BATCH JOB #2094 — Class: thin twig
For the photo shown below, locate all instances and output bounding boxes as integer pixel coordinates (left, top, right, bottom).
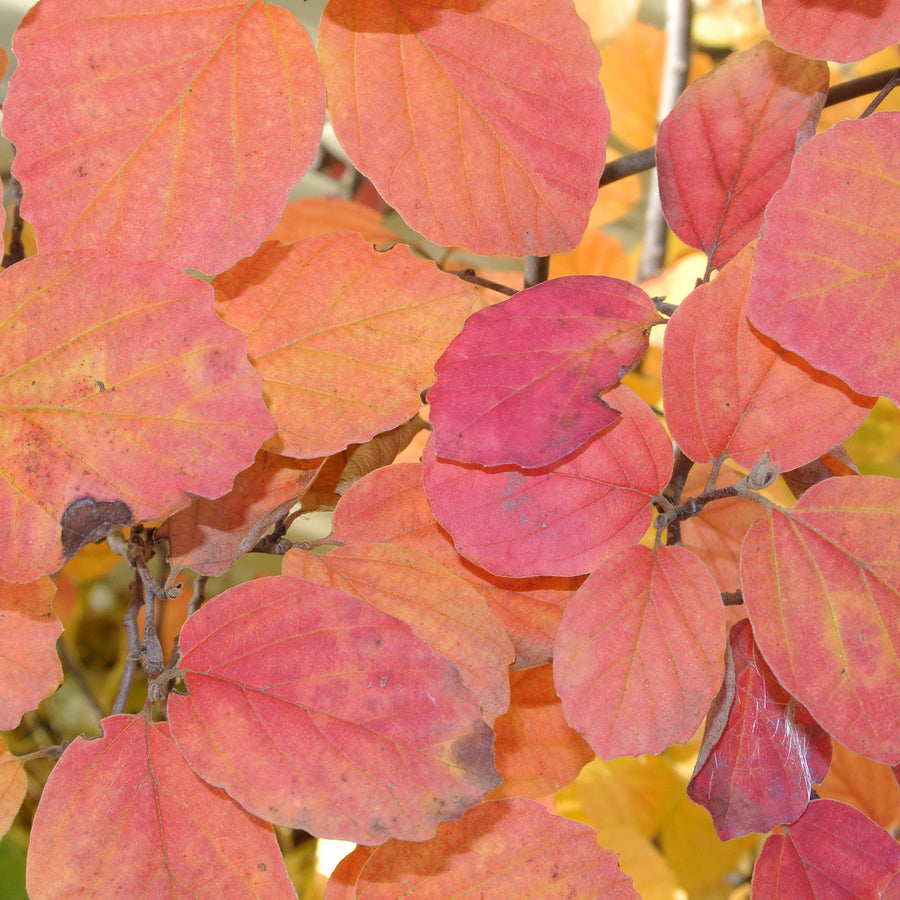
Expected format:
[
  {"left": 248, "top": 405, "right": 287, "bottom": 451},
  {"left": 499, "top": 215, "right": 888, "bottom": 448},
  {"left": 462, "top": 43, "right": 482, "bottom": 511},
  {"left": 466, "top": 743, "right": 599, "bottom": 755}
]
[
  {"left": 446, "top": 268, "right": 517, "bottom": 296},
  {"left": 859, "top": 69, "right": 900, "bottom": 118},
  {"left": 112, "top": 574, "right": 144, "bottom": 715},
  {"left": 57, "top": 641, "right": 104, "bottom": 720}
]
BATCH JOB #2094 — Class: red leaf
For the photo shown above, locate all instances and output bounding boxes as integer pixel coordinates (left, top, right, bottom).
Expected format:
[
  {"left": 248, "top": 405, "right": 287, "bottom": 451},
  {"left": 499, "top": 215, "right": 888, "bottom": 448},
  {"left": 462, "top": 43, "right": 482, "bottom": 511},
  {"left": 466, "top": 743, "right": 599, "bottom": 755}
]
[
  {"left": 213, "top": 235, "right": 476, "bottom": 458},
  {"left": 554, "top": 544, "right": 725, "bottom": 757},
  {"left": 662, "top": 243, "right": 874, "bottom": 470},
  {"left": 0, "top": 252, "right": 273, "bottom": 582},
  {"left": 332, "top": 463, "right": 578, "bottom": 668},
  {"left": 488, "top": 664, "right": 594, "bottom": 800},
  {"left": 318, "top": 0, "right": 609, "bottom": 256},
  {"left": 167, "top": 575, "right": 500, "bottom": 843},
  {"left": 751, "top": 799, "right": 900, "bottom": 900},
  {"left": 161, "top": 451, "right": 323, "bottom": 577},
  {"left": 657, "top": 42, "right": 827, "bottom": 272},
  {"left": 352, "top": 798, "right": 640, "bottom": 899},
  {"left": 0, "top": 577, "right": 61, "bottom": 730},
  {"left": 26, "top": 715, "right": 293, "bottom": 899},
  {"left": 689, "top": 619, "right": 831, "bottom": 840},
  {"left": 761, "top": 0, "right": 900, "bottom": 63},
  {"left": 4, "top": 0, "right": 324, "bottom": 274},
  {"left": 282, "top": 543, "right": 515, "bottom": 724},
  {"left": 747, "top": 113, "right": 900, "bottom": 406},
  {"left": 741, "top": 476, "right": 900, "bottom": 763},
  {"left": 423, "top": 384, "right": 673, "bottom": 578},
  {"left": 429, "top": 276, "right": 660, "bottom": 468}
]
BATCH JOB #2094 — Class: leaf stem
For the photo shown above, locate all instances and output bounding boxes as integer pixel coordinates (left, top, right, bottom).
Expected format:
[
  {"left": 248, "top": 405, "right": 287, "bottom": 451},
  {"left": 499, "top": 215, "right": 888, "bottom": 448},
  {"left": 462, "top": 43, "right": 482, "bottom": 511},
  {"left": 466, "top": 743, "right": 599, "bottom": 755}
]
[{"left": 446, "top": 268, "right": 517, "bottom": 296}]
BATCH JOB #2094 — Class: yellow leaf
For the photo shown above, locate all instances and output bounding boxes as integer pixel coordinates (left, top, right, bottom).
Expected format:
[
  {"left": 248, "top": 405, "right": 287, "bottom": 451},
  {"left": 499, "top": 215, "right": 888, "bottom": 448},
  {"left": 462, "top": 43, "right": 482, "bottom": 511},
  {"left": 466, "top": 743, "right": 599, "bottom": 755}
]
[
  {"left": 574, "top": 0, "right": 639, "bottom": 45},
  {"left": 549, "top": 229, "right": 631, "bottom": 279}
]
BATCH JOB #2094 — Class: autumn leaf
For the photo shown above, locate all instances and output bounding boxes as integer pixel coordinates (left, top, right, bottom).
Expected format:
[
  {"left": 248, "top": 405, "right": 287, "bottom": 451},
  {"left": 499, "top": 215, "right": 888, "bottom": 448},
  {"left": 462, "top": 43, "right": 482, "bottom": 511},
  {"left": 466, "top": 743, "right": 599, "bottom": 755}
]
[
  {"left": 487, "top": 664, "right": 594, "bottom": 800},
  {"left": 167, "top": 575, "right": 500, "bottom": 843},
  {"left": 428, "top": 275, "right": 661, "bottom": 468},
  {"left": 554, "top": 544, "right": 725, "bottom": 757},
  {"left": 751, "top": 799, "right": 900, "bottom": 899},
  {"left": 679, "top": 463, "right": 767, "bottom": 593},
  {"left": 282, "top": 543, "right": 515, "bottom": 724},
  {"left": 761, "top": 0, "right": 900, "bottom": 63},
  {"left": 160, "top": 451, "right": 323, "bottom": 577},
  {"left": 0, "top": 252, "right": 273, "bottom": 582},
  {"left": 0, "top": 577, "right": 62, "bottom": 730},
  {"left": 349, "top": 798, "right": 640, "bottom": 899},
  {"left": 26, "top": 715, "right": 294, "bottom": 899},
  {"left": 213, "top": 234, "right": 477, "bottom": 458},
  {"left": 4, "top": 0, "right": 325, "bottom": 274},
  {"left": 688, "top": 619, "right": 831, "bottom": 840},
  {"left": 747, "top": 113, "right": 900, "bottom": 406},
  {"left": 0, "top": 736, "right": 26, "bottom": 840},
  {"left": 319, "top": 0, "right": 610, "bottom": 255},
  {"left": 741, "top": 476, "right": 900, "bottom": 763},
  {"left": 819, "top": 741, "right": 900, "bottom": 832},
  {"left": 267, "top": 197, "right": 397, "bottom": 247},
  {"left": 423, "top": 384, "right": 673, "bottom": 578},
  {"left": 662, "top": 242, "right": 874, "bottom": 471},
  {"left": 657, "top": 41, "right": 828, "bottom": 272},
  {"left": 331, "top": 462, "right": 579, "bottom": 668}
]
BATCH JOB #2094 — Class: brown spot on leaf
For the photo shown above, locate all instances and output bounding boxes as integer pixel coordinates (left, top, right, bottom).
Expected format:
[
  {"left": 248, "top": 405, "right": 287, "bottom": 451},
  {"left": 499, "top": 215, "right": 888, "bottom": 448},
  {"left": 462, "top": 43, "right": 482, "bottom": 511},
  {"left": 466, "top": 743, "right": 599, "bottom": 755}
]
[{"left": 60, "top": 496, "right": 133, "bottom": 559}]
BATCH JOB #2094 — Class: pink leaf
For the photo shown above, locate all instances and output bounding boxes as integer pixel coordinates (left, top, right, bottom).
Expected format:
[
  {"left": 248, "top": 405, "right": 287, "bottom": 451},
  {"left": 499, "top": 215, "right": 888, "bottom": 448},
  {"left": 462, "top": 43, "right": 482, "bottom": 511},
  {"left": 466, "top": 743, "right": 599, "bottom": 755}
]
[
  {"left": 554, "top": 544, "right": 725, "bottom": 757},
  {"left": 761, "top": 0, "right": 900, "bottom": 63},
  {"left": 168, "top": 575, "right": 499, "bottom": 843},
  {"left": 657, "top": 41, "right": 828, "bottom": 271},
  {"left": 4, "top": 0, "right": 324, "bottom": 274},
  {"left": 26, "top": 715, "right": 293, "bottom": 898},
  {"left": 423, "top": 384, "right": 673, "bottom": 578},
  {"left": 429, "top": 275, "right": 661, "bottom": 468},
  {"left": 662, "top": 243, "right": 873, "bottom": 471},
  {"left": 751, "top": 799, "right": 900, "bottom": 899},
  {"left": 319, "top": 0, "right": 609, "bottom": 255},
  {"left": 746, "top": 113, "right": 900, "bottom": 406}
]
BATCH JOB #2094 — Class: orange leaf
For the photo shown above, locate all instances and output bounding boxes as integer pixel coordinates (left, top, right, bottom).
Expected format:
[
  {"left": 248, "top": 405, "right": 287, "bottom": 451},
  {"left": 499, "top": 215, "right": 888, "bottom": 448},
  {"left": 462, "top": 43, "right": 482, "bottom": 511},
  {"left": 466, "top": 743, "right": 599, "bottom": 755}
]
[
  {"left": 332, "top": 463, "right": 578, "bottom": 668},
  {"left": 0, "top": 736, "right": 26, "bottom": 840},
  {"left": 762, "top": 0, "right": 900, "bottom": 63},
  {"left": 268, "top": 197, "right": 397, "bottom": 246},
  {"left": 282, "top": 543, "right": 515, "bottom": 723},
  {"left": 679, "top": 465, "right": 767, "bottom": 593},
  {"left": 0, "top": 252, "right": 273, "bottom": 582},
  {"left": 4, "top": 0, "right": 324, "bottom": 275},
  {"left": 819, "top": 741, "right": 900, "bottom": 832},
  {"left": 319, "top": 0, "right": 609, "bottom": 256},
  {"left": 555, "top": 544, "right": 725, "bottom": 757},
  {"left": 0, "top": 577, "right": 61, "bottom": 729},
  {"left": 662, "top": 243, "right": 874, "bottom": 470},
  {"left": 167, "top": 575, "right": 499, "bottom": 843},
  {"left": 161, "top": 451, "right": 323, "bottom": 577},
  {"left": 488, "top": 664, "right": 594, "bottom": 800},
  {"left": 353, "top": 798, "right": 640, "bottom": 899},
  {"left": 26, "top": 715, "right": 293, "bottom": 898},
  {"left": 741, "top": 476, "right": 900, "bottom": 763},
  {"left": 747, "top": 113, "right": 900, "bottom": 406},
  {"left": 657, "top": 42, "right": 828, "bottom": 271},
  {"left": 423, "top": 384, "right": 673, "bottom": 578},
  {"left": 214, "top": 234, "right": 476, "bottom": 458}
]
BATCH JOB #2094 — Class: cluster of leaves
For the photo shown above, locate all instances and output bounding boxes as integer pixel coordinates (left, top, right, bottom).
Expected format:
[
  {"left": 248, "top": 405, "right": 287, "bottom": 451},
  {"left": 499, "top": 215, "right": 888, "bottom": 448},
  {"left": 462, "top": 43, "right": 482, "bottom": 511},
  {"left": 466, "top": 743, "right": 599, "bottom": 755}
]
[{"left": 0, "top": 0, "right": 898, "bottom": 897}]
